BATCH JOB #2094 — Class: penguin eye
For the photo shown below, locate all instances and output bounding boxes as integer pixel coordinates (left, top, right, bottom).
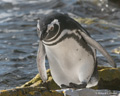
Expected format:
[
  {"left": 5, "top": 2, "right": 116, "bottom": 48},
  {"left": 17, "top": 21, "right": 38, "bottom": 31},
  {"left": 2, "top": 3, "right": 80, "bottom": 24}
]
[
  {"left": 47, "top": 25, "right": 55, "bottom": 33},
  {"left": 49, "top": 26, "right": 54, "bottom": 31},
  {"left": 45, "top": 24, "right": 59, "bottom": 40}
]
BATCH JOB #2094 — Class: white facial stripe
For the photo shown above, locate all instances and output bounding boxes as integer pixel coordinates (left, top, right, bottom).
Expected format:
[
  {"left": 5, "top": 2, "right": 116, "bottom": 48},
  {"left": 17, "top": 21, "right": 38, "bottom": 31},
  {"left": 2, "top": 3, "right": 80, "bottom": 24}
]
[
  {"left": 50, "top": 19, "right": 59, "bottom": 26},
  {"left": 46, "top": 19, "right": 59, "bottom": 33},
  {"left": 37, "top": 20, "right": 40, "bottom": 30},
  {"left": 43, "top": 29, "right": 81, "bottom": 45}
]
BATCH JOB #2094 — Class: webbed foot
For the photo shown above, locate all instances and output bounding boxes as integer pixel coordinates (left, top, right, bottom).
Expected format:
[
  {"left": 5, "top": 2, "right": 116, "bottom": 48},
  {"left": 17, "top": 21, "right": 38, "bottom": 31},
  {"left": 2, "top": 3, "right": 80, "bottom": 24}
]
[
  {"left": 61, "top": 82, "right": 87, "bottom": 89},
  {"left": 61, "top": 84, "right": 71, "bottom": 88},
  {"left": 69, "top": 82, "right": 87, "bottom": 89}
]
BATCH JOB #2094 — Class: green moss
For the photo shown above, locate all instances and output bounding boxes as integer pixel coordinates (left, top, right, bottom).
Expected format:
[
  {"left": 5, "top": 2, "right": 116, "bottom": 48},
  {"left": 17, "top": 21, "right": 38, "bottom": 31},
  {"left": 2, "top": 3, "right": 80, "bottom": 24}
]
[
  {"left": 19, "top": 67, "right": 120, "bottom": 90},
  {"left": 112, "top": 47, "right": 120, "bottom": 54},
  {"left": 30, "top": 80, "right": 42, "bottom": 87},
  {"left": 0, "top": 87, "right": 64, "bottom": 96},
  {"left": 19, "top": 69, "right": 60, "bottom": 90},
  {"left": 46, "top": 76, "right": 60, "bottom": 90},
  {"left": 97, "top": 67, "right": 120, "bottom": 90},
  {"left": 99, "top": 68, "right": 120, "bottom": 81},
  {"left": 29, "top": 91, "right": 36, "bottom": 95},
  {"left": 41, "top": 91, "right": 64, "bottom": 96},
  {"left": 1, "top": 66, "right": 120, "bottom": 96},
  {"left": 20, "top": 74, "right": 41, "bottom": 88},
  {"left": 75, "top": 18, "right": 97, "bottom": 25}
]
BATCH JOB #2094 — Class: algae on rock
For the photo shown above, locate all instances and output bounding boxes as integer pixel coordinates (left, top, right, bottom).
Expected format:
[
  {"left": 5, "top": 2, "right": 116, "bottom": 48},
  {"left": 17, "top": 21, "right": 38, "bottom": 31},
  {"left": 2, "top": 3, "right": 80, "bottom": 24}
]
[
  {"left": 20, "top": 69, "right": 60, "bottom": 90},
  {"left": 98, "top": 67, "right": 120, "bottom": 90},
  {"left": 20, "top": 66, "right": 120, "bottom": 90},
  {"left": 0, "top": 87, "right": 63, "bottom": 96},
  {"left": 0, "top": 66, "right": 120, "bottom": 96},
  {"left": 112, "top": 47, "right": 120, "bottom": 54}
]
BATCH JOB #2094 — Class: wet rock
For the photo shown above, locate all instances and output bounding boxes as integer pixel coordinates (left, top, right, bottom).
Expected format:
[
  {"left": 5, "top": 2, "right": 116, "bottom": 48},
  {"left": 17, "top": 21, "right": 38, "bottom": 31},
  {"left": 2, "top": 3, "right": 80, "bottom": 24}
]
[
  {"left": 97, "top": 67, "right": 120, "bottom": 90},
  {"left": 75, "top": 17, "right": 97, "bottom": 25},
  {"left": 0, "top": 66, "right": 120, "bottom": 96},
  {"left": 75, "top": 17, "right": 120, "bottom": 29},
  {"left": 109, "top": 0, "right": 120, "bottom": 6},
  {"left": 60, "top": 88, "right": 97, "bottom": 96},
  {"left": 1, "top": 87, "right": 119, "bottom": 96},
  {"left": 112, "top": 47, "right": 120, "bottom": 54},
  {"left": 20, "top": 66, "right": 120, "bottom": 90},
  {"left": 0, "top": 87, "right": 64, "bottom": 96},
  {"left": 20, "top": 69, "right": 60, "bottom": 90}
]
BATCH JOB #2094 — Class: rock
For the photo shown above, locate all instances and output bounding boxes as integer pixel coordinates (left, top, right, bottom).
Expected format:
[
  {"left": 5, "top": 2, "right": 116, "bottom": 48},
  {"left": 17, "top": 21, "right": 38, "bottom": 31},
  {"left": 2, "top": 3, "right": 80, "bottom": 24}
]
[
  {"left": 109, "top": 0, "right": 120, "bottom": 6},
  {"left": 20, "top": 69, "right": 60, "bottom": 90},
  {"left": 75, "top": 17, "right": 97, "bottom": 25},
  {"left": 0, "top": 87, "right": 63, "bottom": 96},
  {"left": 75, "top": 17, "right": 120, "bottom": 32},
  {"left": 0, "top": 66, "right": 120, "bottom": 96},
  {"left": 19, "top": 66, "right": 120, "bottom": 90},
  {"left": 58, "top": 88, "right": 97, "bottom": 96},
  {"left": 97, "top": 67, "right": 120, "bottom": 90},
  {"left": 1, "top": 88, "right": 120, "bottom": 96},
  {"left": 57, "top": 88, "right": 120, "bottom": 96},
  {"left": 112, "top": 47, "right": 120, "bottom": 54}
]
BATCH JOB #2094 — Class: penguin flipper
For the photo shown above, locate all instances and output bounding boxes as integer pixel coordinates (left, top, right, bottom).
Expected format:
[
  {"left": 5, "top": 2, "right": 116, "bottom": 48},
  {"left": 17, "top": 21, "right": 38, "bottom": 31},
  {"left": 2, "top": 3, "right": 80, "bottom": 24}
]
[
  {"left": 79, "top": 30, "right": 116, "bottom": 68},
  {"left": 37, "top": 40, "right": 47, "bottom": 82}
]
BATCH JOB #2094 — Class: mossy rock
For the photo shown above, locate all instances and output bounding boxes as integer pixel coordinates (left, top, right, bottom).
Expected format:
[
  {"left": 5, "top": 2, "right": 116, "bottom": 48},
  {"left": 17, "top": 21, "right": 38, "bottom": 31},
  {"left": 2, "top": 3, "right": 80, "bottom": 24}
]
[
  {"left": 1, "top": 66, "right": 120, "bottom": 96},
  {"left": 98, "top": 67, "right": 120, "bottom": 90},
  {"left": 112, "top": 47, "right": 120, "bottom": 54},
  {"left": 0, "top": 87, "right": 64, "bottom": 96},
  {"left": 20, "top": 69, "right": 60, "bottom": 90},
  {"left": 75, "top": 18, "right": 97, "bottom": 25},
  {"left": 20, "top": 66, "right": 120, "bottom": 90}
]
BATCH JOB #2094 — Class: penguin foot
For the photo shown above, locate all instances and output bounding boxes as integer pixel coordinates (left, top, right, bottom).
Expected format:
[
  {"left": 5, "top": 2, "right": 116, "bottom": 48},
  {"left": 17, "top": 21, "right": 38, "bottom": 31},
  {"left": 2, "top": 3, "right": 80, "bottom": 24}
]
[
  {"left": 61, "top": 82, "right": 87, "bottom": 89},
  {"left": 69, "top": 82, "right": 87, "bottom": 89},
  {"left": 61, "top": 84, "right": 71, "bottom": 88}
]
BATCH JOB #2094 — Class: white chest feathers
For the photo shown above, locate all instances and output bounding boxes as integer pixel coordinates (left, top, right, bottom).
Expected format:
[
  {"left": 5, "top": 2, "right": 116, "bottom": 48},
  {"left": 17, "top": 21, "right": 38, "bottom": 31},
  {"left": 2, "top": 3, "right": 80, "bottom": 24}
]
[{"left": 44, "top": 37, "right": 95, "bottom": 87}]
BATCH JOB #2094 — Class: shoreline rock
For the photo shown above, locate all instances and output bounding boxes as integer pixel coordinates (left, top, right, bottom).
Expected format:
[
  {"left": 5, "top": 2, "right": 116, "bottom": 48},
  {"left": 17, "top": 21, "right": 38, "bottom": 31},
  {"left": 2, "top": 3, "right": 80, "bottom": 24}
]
[
  {"left": 112, "top": 47, "right": 120, "bottom": 54},
  {"left": 0, "top": 66, "right": 120, "bottom": 96},
  {"left": 20, "top": 66, "right": 120, "bottom": 90},
  {"left": 0, "top": 87, "right": 63, "bottom": 96}
]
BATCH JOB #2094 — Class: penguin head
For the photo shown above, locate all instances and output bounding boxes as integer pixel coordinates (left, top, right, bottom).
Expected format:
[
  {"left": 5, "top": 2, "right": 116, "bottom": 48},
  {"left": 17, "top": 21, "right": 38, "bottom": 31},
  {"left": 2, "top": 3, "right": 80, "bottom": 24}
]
[{"left": 37, "top": 12, "right": 78, "bottom": 42}]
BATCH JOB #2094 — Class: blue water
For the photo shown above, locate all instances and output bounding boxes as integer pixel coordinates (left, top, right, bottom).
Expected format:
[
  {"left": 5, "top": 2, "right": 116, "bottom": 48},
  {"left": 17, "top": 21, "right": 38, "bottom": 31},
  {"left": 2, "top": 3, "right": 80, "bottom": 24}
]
[{"left": 0, "top": 0, "right": 120, "bottom": 90}]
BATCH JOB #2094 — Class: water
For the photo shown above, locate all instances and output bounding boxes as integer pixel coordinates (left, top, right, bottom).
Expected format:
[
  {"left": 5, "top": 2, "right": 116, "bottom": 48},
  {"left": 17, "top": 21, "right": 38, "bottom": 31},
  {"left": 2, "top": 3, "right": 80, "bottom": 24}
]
[{"left": 0, "top": 0, "right": 120, "bottom": 90}]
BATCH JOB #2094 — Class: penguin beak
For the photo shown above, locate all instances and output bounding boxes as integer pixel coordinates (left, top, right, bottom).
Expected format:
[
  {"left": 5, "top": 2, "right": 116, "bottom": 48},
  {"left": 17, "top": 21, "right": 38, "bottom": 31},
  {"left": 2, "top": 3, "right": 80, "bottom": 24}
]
[
  {"left": 37, "top": 19, "right": 48, "bottom": 40},
  {"left": 40, "top": 32, "right": 44, "bottom": 40},
  {"left": 37, "top": 19, "right": 45, "bottom": 40},
  {"left": 37, "top": 29, "right": 43, "bottom": 40},
  {"left": 37, "top": 19, "right": 42, "bottom": 39},
  {"left": 39, "top": 32, "right": 43, "bottom": 40}
]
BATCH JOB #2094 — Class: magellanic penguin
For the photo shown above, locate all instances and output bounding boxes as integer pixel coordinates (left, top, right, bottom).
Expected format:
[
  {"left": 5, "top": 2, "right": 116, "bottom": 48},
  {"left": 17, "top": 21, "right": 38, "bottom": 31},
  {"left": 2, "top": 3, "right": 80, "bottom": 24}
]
[{"left": 37, "top": 12, "right": 116, "bottom": 89}]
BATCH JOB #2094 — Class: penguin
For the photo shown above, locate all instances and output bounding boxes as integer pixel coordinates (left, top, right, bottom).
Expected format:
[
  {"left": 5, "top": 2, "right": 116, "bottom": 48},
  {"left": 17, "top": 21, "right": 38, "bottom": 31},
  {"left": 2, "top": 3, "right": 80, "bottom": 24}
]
[{"left": 36, "top": 12, "right": 116, "bottom": 89}]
